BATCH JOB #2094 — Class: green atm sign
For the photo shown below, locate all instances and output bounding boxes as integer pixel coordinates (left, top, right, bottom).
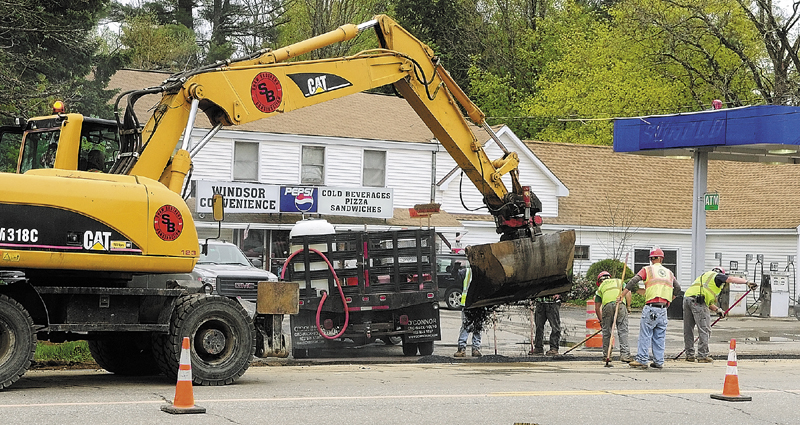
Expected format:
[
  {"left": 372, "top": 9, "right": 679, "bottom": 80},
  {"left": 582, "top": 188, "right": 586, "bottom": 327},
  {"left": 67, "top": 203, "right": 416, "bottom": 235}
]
[{"left": 705, "top": 193, "right": 719, "bottom": 211}]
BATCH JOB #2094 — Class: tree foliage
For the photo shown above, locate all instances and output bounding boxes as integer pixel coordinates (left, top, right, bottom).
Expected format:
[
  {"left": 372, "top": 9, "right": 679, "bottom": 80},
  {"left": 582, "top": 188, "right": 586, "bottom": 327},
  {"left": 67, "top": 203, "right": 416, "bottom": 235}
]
[
  {"left": 0, "top": 0, "right": 120, "bottom": 121},
  {"left": 120, "top": 13, "right": 200, "bottom": 70}
]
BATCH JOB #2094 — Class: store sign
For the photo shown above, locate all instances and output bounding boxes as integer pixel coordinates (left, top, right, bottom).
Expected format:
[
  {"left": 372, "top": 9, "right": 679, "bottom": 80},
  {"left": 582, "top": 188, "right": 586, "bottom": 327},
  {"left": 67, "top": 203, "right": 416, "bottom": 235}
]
[
  {"left": 196, "top": 181, "right": 393, "bottom": 218},
  {"left": 318, "top": 187, "right": 393, "bottom": 218},
  {"left": 196, "top": 181, "right": 280, "bottom": 213}
]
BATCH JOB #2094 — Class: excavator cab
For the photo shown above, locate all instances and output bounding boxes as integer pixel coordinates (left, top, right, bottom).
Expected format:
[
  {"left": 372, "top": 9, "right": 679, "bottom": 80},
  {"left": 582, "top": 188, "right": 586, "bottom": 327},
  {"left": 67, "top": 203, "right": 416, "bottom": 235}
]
[{"left": 0, "top": 111, "right": 119, "bottom": 174}]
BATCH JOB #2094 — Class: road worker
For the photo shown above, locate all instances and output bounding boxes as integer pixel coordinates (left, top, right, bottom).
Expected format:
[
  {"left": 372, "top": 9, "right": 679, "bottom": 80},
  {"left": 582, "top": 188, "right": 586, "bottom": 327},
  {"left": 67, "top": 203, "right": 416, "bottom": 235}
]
[
  {"left": 454, "top": 266, "right": 482, "bottom": 357},
  {"left": 683, "top": 267, "right": 757, "bottom": 363},
  {"left": 619, "top": 248, "right": 681, "bottom": 369},
  {"left": 595, "top": 271, "right": 632, "bottom": 363}
]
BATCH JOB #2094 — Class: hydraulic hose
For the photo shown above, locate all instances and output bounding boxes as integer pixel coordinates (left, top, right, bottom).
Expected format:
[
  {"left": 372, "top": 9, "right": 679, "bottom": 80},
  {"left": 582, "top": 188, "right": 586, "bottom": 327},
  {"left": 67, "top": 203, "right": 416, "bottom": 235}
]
[{"left": 281, "top": 247, "right": 350, "bottom": 339}]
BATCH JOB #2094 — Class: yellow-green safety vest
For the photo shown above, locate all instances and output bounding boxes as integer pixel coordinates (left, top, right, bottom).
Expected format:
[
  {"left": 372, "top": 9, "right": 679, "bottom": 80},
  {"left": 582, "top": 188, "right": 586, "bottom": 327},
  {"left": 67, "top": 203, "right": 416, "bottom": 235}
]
[
  {"left": 685, "top": 271, "right": 723, "bottom": 306},
  {"left": 595, "top": 278, "right": 626, "bottom": 306},
  {"left": 643, "top": 264, "right": 675, "bottom": 303},
  {"left": 460, "top": 267, "right": 472, "bottom": 306}
]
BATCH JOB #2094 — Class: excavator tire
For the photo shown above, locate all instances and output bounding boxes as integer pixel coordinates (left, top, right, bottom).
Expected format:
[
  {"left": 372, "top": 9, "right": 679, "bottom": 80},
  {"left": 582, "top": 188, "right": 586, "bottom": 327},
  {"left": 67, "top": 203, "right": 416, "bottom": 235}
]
[
  {"left": 88, "top": 332, "right": 160, "bottom": 376},
  {"left": 0, "top": 295, "right": 36, "bottom": 390},
  {"left": 152, "top": 294, "right": 256, "bottom": 386}
]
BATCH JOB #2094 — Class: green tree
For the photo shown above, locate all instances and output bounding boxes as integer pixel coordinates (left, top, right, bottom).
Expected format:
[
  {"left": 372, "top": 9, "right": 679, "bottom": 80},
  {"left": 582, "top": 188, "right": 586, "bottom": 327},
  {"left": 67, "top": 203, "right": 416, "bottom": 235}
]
[
  {"left": 391, "top": 0, "right": 486, "bottom": 92},
  {"left": 0, "top": 0, "right": 120, "bottom": 121},
  {"left": 120, "top": 13, "right": 200, "bottom": 70},
  {"left": 521, "top": 2, "right": 692, "bottom": 144},
  {"left": 278, "top": 0, "right": 386, "bottom": 59},
  {"left": 617, "top": 0, "right": 767, "bottom": 108}
]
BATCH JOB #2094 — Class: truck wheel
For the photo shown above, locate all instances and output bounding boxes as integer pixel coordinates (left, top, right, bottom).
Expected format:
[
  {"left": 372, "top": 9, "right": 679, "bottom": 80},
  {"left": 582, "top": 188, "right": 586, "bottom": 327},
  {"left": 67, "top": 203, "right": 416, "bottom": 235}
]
[
  {"left": 418, "top": 341, "right": 434, "bottom": 356},
  {"left": 153, "top": 295, "right": 256, "bottom": 386},
  {"left": 444, "top": 288, "right": 463, "bottom": 310},
  {"left": 88, "top": 333, "right": 159, "bottom": 376},
  {"left": 0, "top": 295, "right": 36, "bottom": 390},
  {"left": 402, "top": 341, "right": 418, "bottom": 356}
]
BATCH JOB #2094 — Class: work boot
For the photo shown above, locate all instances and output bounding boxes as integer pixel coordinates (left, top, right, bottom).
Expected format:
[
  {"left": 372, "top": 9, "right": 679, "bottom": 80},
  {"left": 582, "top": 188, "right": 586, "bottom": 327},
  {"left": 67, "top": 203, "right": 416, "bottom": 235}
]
[
  {"left": 545, "top": 349, "right": 559, "bottom": 356},
  {"left": 685, "top": 355, "right": 696, "bottom": 362},
  {"left": 454, "top": 348, "right": 466, "bottom": 358},
  {"left": 697, "top": 356, "right": 714, "bottom": 363},
  {"left": 530, "top": 347, "right": 544, "bottom": 355},
  {"left": 619, "top": 355, "right": 633, "bottom": 363},
  {"left": 650, "top": 362, "right": 663, "bottom": 369},
  {"left": 472, "top": 348, "right": 482, "bottom": 357},
  {"left": 628, "top": 360, "right": 648, "bottom": 369}
]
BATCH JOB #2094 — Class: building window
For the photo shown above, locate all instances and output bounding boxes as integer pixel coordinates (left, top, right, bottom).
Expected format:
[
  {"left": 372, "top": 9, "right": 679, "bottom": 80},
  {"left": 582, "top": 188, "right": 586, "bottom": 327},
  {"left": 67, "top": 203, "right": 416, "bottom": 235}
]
[
  {"left": 574, "top": 245, "right": 590, "bottom": 260},
  {"left": 301, "top": 146, "right": 324, "bottom": 185},
  {"left": 634, "top": 248, "right": 678, "bottom": 276},
  {"left": 362, "top": 150, "right": 386, "bottom": 187},
  {"left": 234, "top": 141, "right": 258, "bottom": 181}
]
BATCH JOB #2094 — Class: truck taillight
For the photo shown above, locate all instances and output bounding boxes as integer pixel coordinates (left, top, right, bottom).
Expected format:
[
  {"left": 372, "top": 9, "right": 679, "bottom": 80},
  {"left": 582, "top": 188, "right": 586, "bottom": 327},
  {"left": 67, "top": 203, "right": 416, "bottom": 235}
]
[
  {"left": 323, "top": 319, "right": 334, "bottom": 330},
  {"left": 399, "top": 315, "right": 409, "bottom": 325},
  {"left": 534, "top": 215, "right": 543, "bottom": 226}
]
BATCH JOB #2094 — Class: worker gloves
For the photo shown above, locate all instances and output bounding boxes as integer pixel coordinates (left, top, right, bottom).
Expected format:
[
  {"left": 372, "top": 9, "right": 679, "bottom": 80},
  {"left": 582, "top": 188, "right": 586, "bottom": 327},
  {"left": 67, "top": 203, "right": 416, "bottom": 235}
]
[
  {"left": 716, "top": 309, "right": 726, "bottom": 318},
  {"left": 746, "top": 281, "right": 757, "bottom": 290}
]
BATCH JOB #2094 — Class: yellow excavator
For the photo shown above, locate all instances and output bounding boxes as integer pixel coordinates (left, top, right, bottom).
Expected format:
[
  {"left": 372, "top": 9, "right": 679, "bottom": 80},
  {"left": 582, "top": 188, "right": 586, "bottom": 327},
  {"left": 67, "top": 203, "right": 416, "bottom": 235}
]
[{"left": 0, "top": 15, "right": 574, "bottom": 389}]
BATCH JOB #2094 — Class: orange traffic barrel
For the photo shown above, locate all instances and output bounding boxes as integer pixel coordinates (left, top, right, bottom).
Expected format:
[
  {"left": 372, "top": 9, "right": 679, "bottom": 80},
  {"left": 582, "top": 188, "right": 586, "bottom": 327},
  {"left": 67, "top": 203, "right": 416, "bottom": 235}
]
[{"left": 585, "top": 300, "right": 602, "bottom": 348}]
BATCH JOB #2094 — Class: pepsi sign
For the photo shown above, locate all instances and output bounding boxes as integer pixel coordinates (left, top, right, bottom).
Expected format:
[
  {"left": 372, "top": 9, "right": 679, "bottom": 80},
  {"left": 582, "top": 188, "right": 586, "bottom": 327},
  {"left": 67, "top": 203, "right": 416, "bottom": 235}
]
[{"left": 280, "top": 187, "right": 318, "bottom": 213}]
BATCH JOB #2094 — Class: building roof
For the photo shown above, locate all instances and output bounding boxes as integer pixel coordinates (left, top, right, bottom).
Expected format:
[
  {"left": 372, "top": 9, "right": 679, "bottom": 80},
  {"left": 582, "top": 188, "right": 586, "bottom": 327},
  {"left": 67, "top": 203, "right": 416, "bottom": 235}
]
[
  {"left": 527, "top": 141, "right": 800, "bottom": 230},
  {"left": 108, "top": 69, "right": 490, "bottom": 144}
]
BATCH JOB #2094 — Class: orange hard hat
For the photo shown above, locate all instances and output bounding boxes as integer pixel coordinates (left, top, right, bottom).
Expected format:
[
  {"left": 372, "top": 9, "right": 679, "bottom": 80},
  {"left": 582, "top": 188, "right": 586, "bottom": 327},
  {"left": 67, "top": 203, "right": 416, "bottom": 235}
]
[{"left": 649, "top": 248, "right": 664, "bottom": 259}]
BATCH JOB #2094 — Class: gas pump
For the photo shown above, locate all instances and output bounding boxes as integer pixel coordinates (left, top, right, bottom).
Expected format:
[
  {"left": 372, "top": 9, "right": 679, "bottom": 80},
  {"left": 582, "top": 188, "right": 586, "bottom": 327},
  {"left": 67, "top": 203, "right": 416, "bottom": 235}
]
[
  {"left": 759, "top": 271, "right": 790, "bottom": 318},
  {"left": 726, "top": 271, "right": 749, "bottom": 316}
]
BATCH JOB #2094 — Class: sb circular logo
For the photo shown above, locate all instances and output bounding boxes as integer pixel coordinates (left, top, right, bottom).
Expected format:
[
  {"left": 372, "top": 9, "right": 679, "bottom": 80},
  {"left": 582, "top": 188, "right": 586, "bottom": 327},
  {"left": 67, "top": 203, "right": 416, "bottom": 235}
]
[
  {"left": 251, "top": 72, "right": 283, "bottom": 113},
  {"left": 154, "top": 205, "right": 183, "bottom": 241}
]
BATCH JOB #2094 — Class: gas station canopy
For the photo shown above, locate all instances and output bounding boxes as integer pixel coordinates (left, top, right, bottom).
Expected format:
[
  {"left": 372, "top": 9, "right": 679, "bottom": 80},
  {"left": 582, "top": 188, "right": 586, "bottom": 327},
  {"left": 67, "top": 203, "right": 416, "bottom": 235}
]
[
  {"left": 614, "top": 105, "right": 800, "bottom": 163},
  {"left": 613, "top": 104, "right": 800, "bottom": 282}
]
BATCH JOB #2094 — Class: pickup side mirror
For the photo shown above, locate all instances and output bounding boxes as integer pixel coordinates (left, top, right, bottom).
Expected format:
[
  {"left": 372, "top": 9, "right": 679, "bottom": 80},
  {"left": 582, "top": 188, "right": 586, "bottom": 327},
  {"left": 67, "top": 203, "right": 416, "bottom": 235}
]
[{"left": 250, "top": 258, "right": 263, "bottom": 268}]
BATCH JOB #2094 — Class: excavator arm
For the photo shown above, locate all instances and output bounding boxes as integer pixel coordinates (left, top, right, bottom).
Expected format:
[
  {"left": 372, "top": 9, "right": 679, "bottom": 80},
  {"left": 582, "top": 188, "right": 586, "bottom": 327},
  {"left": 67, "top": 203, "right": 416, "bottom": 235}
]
[
  {"left": 117, "top": 16, "right": 533, "bottom": 235},
  {"left": 113, "top": 15, "right": 574, "bottom": 308}
]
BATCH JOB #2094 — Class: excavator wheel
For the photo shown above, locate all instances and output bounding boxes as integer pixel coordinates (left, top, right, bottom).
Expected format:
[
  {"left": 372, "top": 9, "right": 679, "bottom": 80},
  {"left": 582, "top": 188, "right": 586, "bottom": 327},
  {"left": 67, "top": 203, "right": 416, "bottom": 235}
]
[
  {"left": 0, "top": 295, "right": 36, "bottom": 390},
  {"left": 88, "top": 332, "right": 160, "bottom": 376},
  {"left": 152, "top": 294, "right": 256, "bottom": 386}
]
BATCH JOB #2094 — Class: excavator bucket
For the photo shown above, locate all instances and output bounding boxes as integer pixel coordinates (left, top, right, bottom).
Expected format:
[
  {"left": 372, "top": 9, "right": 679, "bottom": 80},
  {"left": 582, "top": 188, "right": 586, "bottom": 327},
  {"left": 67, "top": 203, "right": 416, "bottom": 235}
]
[{"left": 464, "top": 230, "right": 575, "bottom": 309}]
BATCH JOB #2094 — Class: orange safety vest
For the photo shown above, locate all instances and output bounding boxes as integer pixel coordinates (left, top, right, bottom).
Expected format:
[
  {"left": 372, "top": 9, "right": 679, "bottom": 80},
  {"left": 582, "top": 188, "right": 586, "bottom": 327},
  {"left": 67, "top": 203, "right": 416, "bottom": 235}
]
[{"left": 643, "top": 264, "right": 675, "bottom": 303}]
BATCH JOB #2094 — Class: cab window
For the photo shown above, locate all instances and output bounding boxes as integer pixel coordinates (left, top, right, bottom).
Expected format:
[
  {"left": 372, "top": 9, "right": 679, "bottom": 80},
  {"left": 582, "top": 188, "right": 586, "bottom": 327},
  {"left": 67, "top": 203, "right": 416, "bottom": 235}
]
[
  {"left": 19, "top": 128, "right": 60, "bottom": 173},
  {"left": 78, "top": 121, "right": 119, "bottom": 173}
]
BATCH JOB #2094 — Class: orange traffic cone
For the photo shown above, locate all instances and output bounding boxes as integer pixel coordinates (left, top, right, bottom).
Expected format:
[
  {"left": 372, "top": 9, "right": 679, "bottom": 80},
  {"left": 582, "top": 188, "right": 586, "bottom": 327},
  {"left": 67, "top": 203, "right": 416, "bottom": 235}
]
[
  {"left": 585, "top": 300, "right": 602, "bottom": 348},
  {"left": 710, "top": 339, "right": 752, "bottom": 402},
  {"left": 161, "top": 337, "right": 206, "bottom": 414}
]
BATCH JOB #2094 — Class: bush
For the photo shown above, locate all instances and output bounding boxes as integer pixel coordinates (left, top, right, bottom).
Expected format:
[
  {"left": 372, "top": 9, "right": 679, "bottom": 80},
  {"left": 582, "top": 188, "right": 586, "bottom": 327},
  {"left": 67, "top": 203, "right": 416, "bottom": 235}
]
[
  {"left": 566, "top": 275, "right": 595, "bottom": 305},
  {"left": 631, "top": 293, "right": 646, "bottom": 308},
  {"left": 586, "top": 258, "right": 633, "bottom": 283}
]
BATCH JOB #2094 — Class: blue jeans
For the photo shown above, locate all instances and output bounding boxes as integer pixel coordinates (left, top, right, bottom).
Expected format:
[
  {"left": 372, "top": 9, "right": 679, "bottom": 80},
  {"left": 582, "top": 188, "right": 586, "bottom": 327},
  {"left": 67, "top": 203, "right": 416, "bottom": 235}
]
[
  {"left": 457, "top": 310, "right": 481, "bottom": 350},
  {"left": 636, "top": 304, "right": 668, "bottom": 365}
]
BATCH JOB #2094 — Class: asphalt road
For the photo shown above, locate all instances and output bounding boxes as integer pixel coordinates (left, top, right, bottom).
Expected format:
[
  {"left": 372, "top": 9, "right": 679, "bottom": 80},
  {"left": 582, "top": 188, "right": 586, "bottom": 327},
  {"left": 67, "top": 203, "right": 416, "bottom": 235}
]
[
  {"left": 7, "top": 303, "right": 800, "bottom": 424},
  {"left": 6, "top": 358, "right": 800, "bottom": 425}
]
